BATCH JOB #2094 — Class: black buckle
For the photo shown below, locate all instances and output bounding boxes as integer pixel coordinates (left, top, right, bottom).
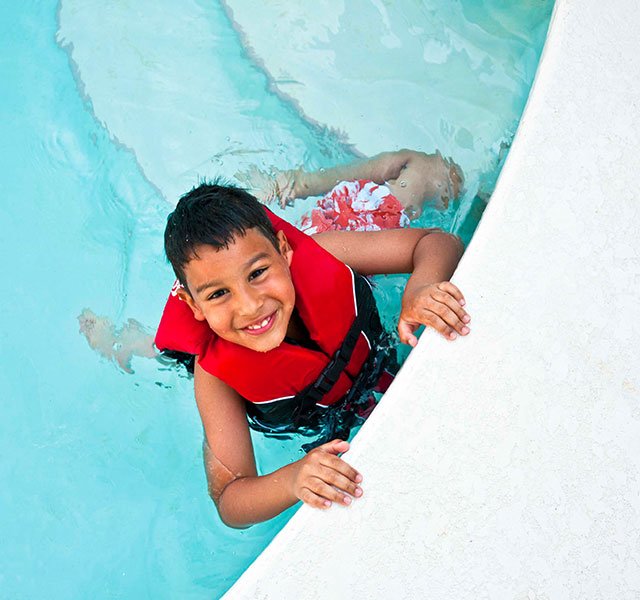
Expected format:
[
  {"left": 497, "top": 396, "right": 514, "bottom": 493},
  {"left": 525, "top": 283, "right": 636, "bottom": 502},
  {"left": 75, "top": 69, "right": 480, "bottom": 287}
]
[{"left": 292, "top": 315, "right": 362, "bottom": 426}]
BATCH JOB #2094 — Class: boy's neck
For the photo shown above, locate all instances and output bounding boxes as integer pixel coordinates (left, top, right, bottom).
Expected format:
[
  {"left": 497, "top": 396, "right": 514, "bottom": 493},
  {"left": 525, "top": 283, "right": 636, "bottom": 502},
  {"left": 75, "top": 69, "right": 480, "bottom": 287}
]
[
  {"left": 284, "top": 309, "right": 322, "bottom": 353},
  {"left": 285, "top": 308, "right": 309, "bottom": 342}
]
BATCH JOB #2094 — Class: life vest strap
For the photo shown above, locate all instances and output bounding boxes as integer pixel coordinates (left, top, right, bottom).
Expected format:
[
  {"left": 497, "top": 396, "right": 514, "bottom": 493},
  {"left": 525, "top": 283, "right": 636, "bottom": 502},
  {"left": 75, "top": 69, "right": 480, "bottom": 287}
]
[{"left": 292, "top": 311, "right": 363, "bottom": 427}]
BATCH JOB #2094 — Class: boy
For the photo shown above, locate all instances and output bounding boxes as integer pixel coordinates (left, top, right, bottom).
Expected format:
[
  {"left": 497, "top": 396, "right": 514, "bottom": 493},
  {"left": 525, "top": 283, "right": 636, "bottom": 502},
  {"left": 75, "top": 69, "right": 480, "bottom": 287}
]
[{"left": 155, "top": 181, "right": 470, "bottom": 528}]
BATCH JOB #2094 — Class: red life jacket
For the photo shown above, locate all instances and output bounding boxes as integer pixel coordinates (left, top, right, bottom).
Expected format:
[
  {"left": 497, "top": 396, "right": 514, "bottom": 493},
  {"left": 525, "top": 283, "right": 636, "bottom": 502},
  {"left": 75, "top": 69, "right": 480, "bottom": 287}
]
[{"left": 155, "top": 210, "right": 384, "bottom": 432}]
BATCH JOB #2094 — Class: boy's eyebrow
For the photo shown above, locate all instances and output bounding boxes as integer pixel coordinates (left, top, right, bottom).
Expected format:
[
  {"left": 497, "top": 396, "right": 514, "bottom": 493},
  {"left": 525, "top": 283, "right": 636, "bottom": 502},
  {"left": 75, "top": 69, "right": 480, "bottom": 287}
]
[{"left": 194, "top": 252, "right": 271, "bottom": 295}]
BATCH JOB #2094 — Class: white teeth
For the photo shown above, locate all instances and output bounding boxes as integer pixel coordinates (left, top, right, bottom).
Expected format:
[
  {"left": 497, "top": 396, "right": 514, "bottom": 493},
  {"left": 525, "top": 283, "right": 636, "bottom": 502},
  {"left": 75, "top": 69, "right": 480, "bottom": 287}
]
[{"left": 246, "top": 316, "right": 270, "bottom": 330}]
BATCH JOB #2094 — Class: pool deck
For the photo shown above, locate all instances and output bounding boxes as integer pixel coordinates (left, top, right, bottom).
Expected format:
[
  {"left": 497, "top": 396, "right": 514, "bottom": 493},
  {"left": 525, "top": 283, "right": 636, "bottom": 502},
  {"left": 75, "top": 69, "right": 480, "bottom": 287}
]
[{"left": 225, "top": 0, "right": 640, "bottom": 597}]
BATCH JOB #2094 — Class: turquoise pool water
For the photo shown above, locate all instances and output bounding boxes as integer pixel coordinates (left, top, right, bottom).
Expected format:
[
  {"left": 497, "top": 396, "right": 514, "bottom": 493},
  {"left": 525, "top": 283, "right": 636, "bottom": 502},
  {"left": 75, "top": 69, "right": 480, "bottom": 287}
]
[{"left": 1, "top": 1, "right": 552, "bottom": 597}]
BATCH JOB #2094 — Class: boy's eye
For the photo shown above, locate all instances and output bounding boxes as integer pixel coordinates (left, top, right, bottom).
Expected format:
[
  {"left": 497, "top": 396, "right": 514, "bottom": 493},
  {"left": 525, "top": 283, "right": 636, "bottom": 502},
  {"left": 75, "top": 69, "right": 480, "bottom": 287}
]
[
  {"left": 207, "top": 289, "right": 227, "bottom": 301},
  {"left": 248, "top": 267, "right": 268, "bottom": 281}
]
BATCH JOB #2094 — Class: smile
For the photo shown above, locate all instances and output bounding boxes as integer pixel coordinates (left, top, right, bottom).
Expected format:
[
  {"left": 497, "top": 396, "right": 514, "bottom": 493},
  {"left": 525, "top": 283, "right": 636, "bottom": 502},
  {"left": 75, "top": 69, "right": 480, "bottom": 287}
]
[{"left": 242, "top": 312, "right": 276, "bottom": 335}]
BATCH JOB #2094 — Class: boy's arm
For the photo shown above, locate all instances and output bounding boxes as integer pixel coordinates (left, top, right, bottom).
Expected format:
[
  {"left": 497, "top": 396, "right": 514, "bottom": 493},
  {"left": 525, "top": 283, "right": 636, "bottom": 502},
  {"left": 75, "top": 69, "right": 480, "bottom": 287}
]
[
  {"left": 311, "top": 227, "right": 460, "bottom": 276},
  {"left": 312, "top": 228, "right": 469, "bottom": 344},
  {"left": 397, "top": 231, "right": 468, "bottom": 346},
  {"left": 194, "top": 360, "right": 363, "bottom": 528}
]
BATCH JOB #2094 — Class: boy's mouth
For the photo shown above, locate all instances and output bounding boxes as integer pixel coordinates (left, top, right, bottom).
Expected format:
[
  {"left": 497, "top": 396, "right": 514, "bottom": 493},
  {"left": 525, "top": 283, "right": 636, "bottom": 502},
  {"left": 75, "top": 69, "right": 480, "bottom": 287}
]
[{"left": 242, "top": 311, "right": 277, "bottom": 335}]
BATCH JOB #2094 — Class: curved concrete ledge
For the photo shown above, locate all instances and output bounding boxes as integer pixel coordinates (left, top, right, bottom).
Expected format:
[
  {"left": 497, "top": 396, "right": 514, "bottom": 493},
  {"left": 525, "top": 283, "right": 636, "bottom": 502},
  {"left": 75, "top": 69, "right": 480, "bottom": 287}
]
[{"left": 226, "top": 1, "right": 640, "bottom": 597}]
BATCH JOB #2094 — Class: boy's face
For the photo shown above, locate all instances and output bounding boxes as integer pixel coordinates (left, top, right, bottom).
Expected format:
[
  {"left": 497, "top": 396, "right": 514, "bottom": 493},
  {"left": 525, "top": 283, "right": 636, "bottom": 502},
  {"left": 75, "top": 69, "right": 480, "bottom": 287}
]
[{"left": 177, "top": 228, "right": 295, "bottom": 353}]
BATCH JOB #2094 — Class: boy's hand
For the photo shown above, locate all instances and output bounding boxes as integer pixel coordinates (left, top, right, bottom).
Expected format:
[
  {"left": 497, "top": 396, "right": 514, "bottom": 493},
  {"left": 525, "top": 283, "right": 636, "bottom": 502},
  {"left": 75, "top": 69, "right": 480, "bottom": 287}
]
[
  {"left": 398, "top": 281, "right": 470, "bottom": 347},
  {"left": 290, "top": 439, "right": 363, "bottom": 509}
]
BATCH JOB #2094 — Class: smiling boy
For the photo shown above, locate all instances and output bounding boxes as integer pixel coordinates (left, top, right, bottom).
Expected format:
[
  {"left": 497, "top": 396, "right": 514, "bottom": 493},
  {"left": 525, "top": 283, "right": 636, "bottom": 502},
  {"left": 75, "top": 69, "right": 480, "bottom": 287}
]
[{"left": 155, "top": 182, "right": 469, "bottom": 527}]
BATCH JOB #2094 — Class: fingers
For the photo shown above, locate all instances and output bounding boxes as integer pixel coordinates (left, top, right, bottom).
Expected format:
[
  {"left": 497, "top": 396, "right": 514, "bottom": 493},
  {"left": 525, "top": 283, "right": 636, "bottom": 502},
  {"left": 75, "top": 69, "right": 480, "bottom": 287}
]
[
  {"left": 399, "top": 306, "right": 468, "bottom": 341},
  {"left": 275, "top": 171, "right": 297, "bottom": 208},
  {"left": 278, "top": 189, "right": 295, "bottom": 208},
  {"left": 398, "top": 319, "right": 419, "bottom": 347},
  {"left": 315, "top": 464, "right": 362, "bottom": 498},
  {"left": 298, "top": 440, "right": 364, "bottom": 509},
  {"left": 437, "top": 281, "right": 465, "bottom": 306},
  {"left": 301, "top": 477, "right": 363, "bottom": 509},
  {"left": 279, "top": 196, "right": 294, "bottom": 209},
  {"left": 317, "top": 438, "right": 351, "bottom": 456},
  {"left": 318, "top": 449, "right": 363, "bottom": 484},
  {"left": 424, "top": 312, "right": 462, "bottom": 340},
  {"left": 425, "top": 295, "right": 470, "bottom": 337},
  {"left": 299, "top": 488, "right": 335, "bottom": 509},
  {"left": 400, "top": 282, "right": 471, "bottom": 342},
  {"left": 398, "top": 313, "right": 458, "bottom": 343},
  {"left": 434, "top": 283, "right": 470, "bottom": 336}
]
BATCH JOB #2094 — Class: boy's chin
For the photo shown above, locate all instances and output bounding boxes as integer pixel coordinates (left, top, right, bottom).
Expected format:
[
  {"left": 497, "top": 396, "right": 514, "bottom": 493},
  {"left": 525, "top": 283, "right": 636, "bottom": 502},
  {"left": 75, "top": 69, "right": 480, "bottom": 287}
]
[{"left": 243, "top": 332, "right": 286, "bottom": 353}]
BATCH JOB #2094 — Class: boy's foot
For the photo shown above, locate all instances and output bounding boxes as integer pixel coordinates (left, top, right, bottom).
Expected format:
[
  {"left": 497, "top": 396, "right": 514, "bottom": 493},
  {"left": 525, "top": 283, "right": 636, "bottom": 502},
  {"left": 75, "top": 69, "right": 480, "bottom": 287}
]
[
  {"left": 78, "top": 308, "right": 156, "bottom": 373},
  {"left": 387, "top": 150, "right": 465, "bottom": 216},
  {"left": 234, "top": 165, "right": 297, "bottom": 207}
]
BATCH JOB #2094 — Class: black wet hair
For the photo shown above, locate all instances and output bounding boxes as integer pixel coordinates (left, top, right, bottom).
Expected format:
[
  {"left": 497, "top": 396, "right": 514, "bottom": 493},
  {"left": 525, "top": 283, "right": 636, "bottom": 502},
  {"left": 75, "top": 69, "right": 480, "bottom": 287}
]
[{"left": 164, "top": 180, "right": 279, "bottom": 290}]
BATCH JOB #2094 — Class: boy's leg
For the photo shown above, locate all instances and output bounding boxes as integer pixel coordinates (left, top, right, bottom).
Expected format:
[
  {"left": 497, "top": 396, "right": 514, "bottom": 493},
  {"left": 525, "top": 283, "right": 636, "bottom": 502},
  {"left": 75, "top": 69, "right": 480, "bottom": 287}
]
[
  {"left": 385, "top": 150, "right": 463, "bottom": 217},
  {"left": 235, "top": 148, "right": 463, "bottom": 214}
]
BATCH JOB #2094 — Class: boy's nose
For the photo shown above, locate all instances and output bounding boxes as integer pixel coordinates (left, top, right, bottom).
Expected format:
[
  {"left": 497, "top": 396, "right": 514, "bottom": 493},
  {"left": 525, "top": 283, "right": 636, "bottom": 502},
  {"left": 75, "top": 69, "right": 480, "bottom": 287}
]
[{"left": 235, "top": 286, "right": 263, "bottom": 317}]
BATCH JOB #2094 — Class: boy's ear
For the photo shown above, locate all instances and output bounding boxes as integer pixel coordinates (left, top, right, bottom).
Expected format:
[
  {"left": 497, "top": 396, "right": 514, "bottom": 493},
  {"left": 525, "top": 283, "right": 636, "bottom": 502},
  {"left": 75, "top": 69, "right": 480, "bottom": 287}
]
[
  {"left": 176, "top": 287, "right": 206, "bottom": 322},
  {"left": 276, "top": 230, "right": 293, "bottom": 266}
]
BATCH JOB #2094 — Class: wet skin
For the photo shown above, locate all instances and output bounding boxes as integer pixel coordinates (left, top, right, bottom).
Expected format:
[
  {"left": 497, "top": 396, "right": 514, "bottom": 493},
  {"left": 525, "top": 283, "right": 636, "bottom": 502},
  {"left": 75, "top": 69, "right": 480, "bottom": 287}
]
[{"left": 177, "top": 228, "right": 296, "bottom": 353}]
